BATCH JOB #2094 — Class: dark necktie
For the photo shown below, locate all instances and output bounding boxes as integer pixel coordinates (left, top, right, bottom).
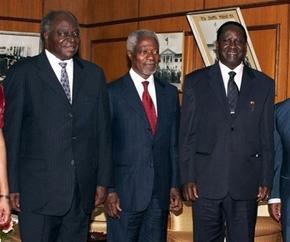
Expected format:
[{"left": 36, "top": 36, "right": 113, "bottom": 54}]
[
  {"left": 59, "top": 62, "right": 71, "bottom": 103},
  {"left": 142, "top": 81, "right": 157, "bottom": 135},
  {"left": 227, "top": 71, "right": 239, "bottom": 114}
]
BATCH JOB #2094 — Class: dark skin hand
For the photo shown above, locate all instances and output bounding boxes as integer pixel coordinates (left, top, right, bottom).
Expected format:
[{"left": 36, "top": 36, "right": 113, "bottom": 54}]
[
  {"left": 9, "top": 192, "right": 20, "bottom": 212},
  {"left": 170, "top": 187, "right": 183, "bottom": 212},
  {"left": 256, "top": 186, "right": 270, "bottom": 202},
  {"left": 182, "top": 184, "right": 269, "bottom": 202},
  {"left": 10, "top": 187, "right": 108, "bottom": 211},
  {"left": 104, "top": 192, "right": 122, "bottom": 218},
  {"left": 105, "top": 188, "right": 182, "bottom": 218},
  {"left": 268, "top": 203, "right": 281, "bottom": 222},
  {"left": 94, "top": 186, "right": 107, "bottom": 206},
  {"left": 182, "top": 182, "right": 198, "bottom": 201}
]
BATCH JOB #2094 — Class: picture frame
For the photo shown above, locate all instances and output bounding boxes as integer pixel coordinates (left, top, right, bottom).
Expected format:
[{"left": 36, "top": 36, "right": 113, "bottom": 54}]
[
  {"left": 0, "top": 30, "right": 41, "bottom": 81},
  {"left": 156, "top": 32, "right": 184, "bottom": 90},
  {"left": 186, "top": 7, "right": 261, "bottom": 70}
]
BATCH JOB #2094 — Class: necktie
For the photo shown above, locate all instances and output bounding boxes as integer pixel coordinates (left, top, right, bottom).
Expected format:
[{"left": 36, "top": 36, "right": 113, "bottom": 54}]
[
  {"left": 227, "top": 71, "right": 239, "bottom": 114},
  {"left": 59, "top": 62, "right": 71, "bottom": 103},
  {"left": 142, "top": 81, "right": 157, "bottom": 135}
]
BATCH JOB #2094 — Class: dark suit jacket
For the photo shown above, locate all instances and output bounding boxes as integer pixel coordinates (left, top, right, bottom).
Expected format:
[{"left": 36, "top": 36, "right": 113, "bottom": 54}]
[
  {"left": 3, "top": 52, "right": 112, "bottom": 215},
  {"left": 270, "top": 99, "right": 290, "bottom": 237},
  {"left": 108, "top": 73, "right": 180, "bottom": 211},
  {"left": 179, "top": 63, "right": 274, "bottom": 200}
]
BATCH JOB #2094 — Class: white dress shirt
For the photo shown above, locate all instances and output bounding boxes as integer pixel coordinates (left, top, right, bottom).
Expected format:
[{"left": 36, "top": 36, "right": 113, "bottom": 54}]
[
  {"left": 45, "top": 49, "right": 74, "bottom": 101},
  {"left": 129, "top": 68, "right": 158, "bottom": 115},
  {"left": 219, "top": 61, "right": 244, "bottom": 95}
]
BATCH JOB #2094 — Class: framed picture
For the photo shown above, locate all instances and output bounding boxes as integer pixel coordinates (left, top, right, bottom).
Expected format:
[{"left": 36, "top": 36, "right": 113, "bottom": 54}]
[
  {"left": 0, "top": 31, "right": 41, "bottom": 81},
  {"left": 186, "top": 7, "right": 261, "bottom": 70},
  {"left": 156, "top": 32, "right": 184, "bottom": 90}
]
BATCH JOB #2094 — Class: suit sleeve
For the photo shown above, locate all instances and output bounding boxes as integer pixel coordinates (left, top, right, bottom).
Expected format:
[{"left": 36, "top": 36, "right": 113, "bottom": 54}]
[
  {"left": 170, "top": 88, "right": 180, "bottom": 188},
  {"left": 260, "top": 80, "right": 275, "bottom": 188},
  {"left": 3, "top": 64, "right": 25, "bottom": 193},
  {"left": 270, "top": 107, "right": 282, "bottom": 199},
  {"left": 179, "top": 76, "right": 197, "bottom": 185},
  {"left": 96, "top": 68, "right": 113, "bottom": 187}
]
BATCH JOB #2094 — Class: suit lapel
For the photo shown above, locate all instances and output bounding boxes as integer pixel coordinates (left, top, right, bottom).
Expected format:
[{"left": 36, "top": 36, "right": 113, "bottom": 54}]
[
  {"left": 36, "top": 52, "right": 71, "bottom": 106},
  {"left": 72, "top": 58, "right": 85, "bottom": 103},
  {"left": 207, "top": 63, "right": 231, "bottom": 120},
  {"left": 154, "top": 78, "right": 166, "bottom": 137},
  {"left": 120, "top": 74, "right": 149, "bottom": 127},
  {"left": 234, "top": 66, "right": 255, "bottom": 117}
]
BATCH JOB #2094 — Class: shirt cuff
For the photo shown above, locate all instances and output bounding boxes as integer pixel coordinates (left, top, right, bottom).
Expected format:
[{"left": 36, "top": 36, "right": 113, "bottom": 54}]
[{"left": 268, "top": 198, "right": 281, "bottom": 204}]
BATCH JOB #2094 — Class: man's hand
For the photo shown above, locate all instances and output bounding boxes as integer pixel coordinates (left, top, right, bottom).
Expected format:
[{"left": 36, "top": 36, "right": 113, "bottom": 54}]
[
  {"left": 256, "top": 186, "right": 270, "bottom": 202},
  {"left": 94, "top": 186, "right": 107, "bottom": 206},
  {"left": 182, "top": 182, "right": 198, "bottom": 201},
  {"left": 169, "top": 187, "right": 182, "bottom": 212},
  {"left": 104, "top": 192, "right": 122, "bottom": 218},
  {"left": 269, "top": 203, "right": 281, "bottom": 222},
  {"left": 9, "top": 193, "right": 20, "bottom": 212}
]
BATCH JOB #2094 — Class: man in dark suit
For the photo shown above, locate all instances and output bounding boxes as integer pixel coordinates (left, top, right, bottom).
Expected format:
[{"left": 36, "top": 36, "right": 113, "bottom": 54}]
[
  {"left": 269, "top": 99, "right": 290, "bottom": 241},
  {"left": 3, "top": 11, "right": 112, "bottom": 242},
  {"left": 179, "top": 21, "right": 274, "bottom": 242},
  {"left": 105, "top": 29, "right": 182, "bottom": 242}
]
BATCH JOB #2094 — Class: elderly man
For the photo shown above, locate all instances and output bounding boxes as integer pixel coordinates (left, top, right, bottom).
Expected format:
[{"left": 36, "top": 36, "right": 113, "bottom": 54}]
[
  {"left": 3, "top": 10, "right": 112, "bottom": 242},
  {"left": 105, "top": 29, "right": 182, "bottom": 242}
]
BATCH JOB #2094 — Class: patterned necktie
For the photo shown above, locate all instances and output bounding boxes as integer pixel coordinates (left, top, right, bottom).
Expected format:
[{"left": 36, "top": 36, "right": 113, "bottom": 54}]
[
  {"left": 59, "top": 62, "right": 71, "bottom": 103},
  {"left": 142, "top": 81, "right": 157, "bottom": 135},
  {"left": 227, "top": 71, "right": 239, "bottom": 114}
]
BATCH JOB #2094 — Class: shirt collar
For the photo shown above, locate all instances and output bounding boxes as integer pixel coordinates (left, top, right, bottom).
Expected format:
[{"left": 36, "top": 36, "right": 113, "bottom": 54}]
[
  {"left": 219, "top": 61, "right": 244, "bottom": 77},
  {"left": 129, "top": 68, "right": 154, "bottom": 84},
  {"left": 45, "top": 49, "right": 73, "bottom": 67}
]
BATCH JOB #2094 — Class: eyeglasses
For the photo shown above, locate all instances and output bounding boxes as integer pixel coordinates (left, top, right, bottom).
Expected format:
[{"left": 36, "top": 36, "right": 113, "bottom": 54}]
[
  {"left": 137, "top": 48, "right": 159, "bottom": 56},
  {"left": 56, "top": 30, "right": 80, "bottom": 40}
]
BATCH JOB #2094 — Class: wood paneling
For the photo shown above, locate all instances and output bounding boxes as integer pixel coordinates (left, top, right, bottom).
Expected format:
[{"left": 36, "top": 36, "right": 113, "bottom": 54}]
[
  {"left": 43, "top": 0, "right": 89, "bottom": 24},
  {"left": 249, "top": 27, "right": 279, "bottom": 95},
  {"left": 91, "top": 40, "right": 129, "bottom": 82},
  {"left": 241, "top": 4, "right": 289, "bottom": 102},
  {"left": 0, "top": 0, "right": 289, "bottom": 101},
  {"left": 138, "top": 16, "right": 191, "bottom": 33},
  {"left": 0, "top": 0, "right": 42, "bottom": 19},
  {"left": 0, "top": 21, "right": 39, "bottom": 33},
  {"left": 86, "top": 0, "right": 138, "bottom": 23},
  {"left": 204, "top": 0, "right": 285, "bottom": 8},
  {"left": 88, "top": 7, "right": 138, "bottom": 80},
  {"left": 139, "top": 0, "right": 204, "bottom": 17}
]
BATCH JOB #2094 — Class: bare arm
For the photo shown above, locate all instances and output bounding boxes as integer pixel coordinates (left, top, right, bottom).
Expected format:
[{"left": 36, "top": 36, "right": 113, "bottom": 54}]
[{"left": 0, "top": 129, "right": 11, "bottom": 225}]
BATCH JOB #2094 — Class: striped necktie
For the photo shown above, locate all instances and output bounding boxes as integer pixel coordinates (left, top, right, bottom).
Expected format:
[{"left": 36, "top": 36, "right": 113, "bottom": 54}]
[
  {"left": 227, "top": 71, "right": 238, "bottom": 114},
  {"left": 59, "top": 62, "right": 71, "bottom": 103}
]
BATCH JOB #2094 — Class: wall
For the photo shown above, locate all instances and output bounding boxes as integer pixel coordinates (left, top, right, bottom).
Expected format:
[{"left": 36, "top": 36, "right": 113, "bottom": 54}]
[
  {"left": 0, "top": 0, "right": 289, "bottom": 102},
  {"left": 87, "top": 0, "right": 290, "bottom": 102}
]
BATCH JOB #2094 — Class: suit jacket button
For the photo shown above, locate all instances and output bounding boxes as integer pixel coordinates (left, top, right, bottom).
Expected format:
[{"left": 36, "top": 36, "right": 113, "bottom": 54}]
[
  {"left": 231, "top": 127, "right": 234, "bottom": 131},
  {"left": 71, "top": 160, "right": 75, "bottom": 166},
  {"left": 68, "top": 113, "right": 73, "bottom": 118}
]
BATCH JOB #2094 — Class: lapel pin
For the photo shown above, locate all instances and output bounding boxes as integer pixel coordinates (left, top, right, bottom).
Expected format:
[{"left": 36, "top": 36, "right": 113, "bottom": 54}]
[{"left": 250, "top": 101, "right": 255, "bottom": 111}]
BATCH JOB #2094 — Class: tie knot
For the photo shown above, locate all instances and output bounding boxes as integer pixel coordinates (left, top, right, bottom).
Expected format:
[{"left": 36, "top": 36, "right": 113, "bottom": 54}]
[
  {"left": 59, "top": 62, "right": 67, "bottom": 69},
  {"left": 228, "top": 71, "right": 236, "bottom": 79},
  {"left": 142, "top": 81, "right": 149, "bottom": 90}
]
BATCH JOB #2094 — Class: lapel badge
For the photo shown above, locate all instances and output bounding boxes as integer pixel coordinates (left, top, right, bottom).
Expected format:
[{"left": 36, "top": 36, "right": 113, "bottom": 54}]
[{"left": 250, "top": 101, "right": 255, "bottom": 111}]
